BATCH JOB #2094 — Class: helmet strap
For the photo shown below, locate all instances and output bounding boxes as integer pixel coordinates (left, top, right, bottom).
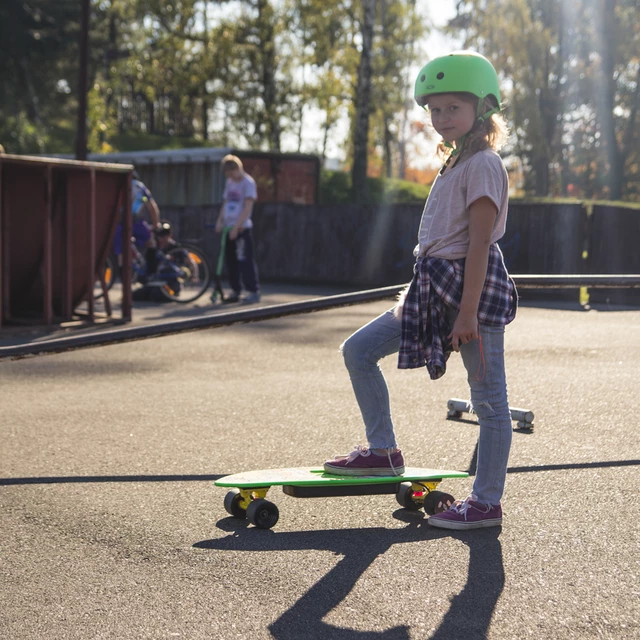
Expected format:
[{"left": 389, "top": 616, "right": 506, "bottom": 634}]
[
  {"left": 444, "top": 134, "right": 469, "bottom": 157},
  {"left": 476, "top": 104, "right": 499, "bottom": 122}
]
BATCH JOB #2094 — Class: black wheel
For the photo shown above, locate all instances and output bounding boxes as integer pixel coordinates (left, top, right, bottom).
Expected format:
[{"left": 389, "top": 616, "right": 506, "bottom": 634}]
[
  {"left": 246, "top": 499, "right": 279, "bottom": 529},
  {"left": 158, "top": 244, "right": 212, "bottom": 303},
  {"left": 130, "top": 248, "right": 146, "bottom": 286},
  {"left": 395, "top": 482, "right": 423, "bottom": 511},
  {"left": 94, "top": 253, "right": 118, "bottom": 300},
  {"left": 223, "top": 489, "right": 247, "bottom": 519},
  {"left": 423, "top": 490, "right": 455, "bottom": 516}
]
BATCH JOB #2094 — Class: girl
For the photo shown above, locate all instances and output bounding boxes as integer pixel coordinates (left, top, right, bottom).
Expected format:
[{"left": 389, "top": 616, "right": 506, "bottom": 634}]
[{"left": 324, "top": 51, "right": 518, "bottom": 530}]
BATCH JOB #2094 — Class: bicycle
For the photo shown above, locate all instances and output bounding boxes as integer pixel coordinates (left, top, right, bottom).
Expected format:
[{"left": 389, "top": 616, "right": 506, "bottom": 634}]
[{"left": 96, "top": 234, "right": 212, "bottom": 304}]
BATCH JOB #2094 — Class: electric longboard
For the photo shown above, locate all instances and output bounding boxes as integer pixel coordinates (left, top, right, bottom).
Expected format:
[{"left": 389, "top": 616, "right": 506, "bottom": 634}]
[{"left": 215, "top": 467, "right": 469, "bottom": 529}]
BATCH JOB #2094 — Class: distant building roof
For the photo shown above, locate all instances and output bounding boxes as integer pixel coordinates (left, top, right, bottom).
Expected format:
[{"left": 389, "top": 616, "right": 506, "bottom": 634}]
[
  {"left": 89, "top": 147, "right": 233, "bottom": 165},
  {"left": 87, "top": 147, "right": 319, "bottom": 166}
]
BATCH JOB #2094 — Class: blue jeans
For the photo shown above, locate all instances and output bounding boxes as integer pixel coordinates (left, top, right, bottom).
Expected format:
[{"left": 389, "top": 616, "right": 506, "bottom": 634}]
[{"left": 341, "top": 308, "right": 512, "bottom": 505}]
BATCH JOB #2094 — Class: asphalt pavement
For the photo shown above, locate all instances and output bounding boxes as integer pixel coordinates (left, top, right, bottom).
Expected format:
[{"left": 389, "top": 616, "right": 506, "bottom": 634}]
[{"left": 1, "top": 286, "right": 639, "bottom": 639}]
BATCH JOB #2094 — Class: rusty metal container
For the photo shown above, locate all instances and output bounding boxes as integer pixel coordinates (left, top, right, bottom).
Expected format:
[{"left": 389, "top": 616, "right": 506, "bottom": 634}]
[{"left": 0, "top": 154, "right": 132, "bottom": 327}]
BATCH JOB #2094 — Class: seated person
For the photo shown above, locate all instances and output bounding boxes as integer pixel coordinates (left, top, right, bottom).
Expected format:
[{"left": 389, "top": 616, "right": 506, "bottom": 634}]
[
  {"left": 113, "top": 171, "right": 161, "bottom": 278},
  {"left": 132, "top": 221, "right": 198, "bottom": 301}
]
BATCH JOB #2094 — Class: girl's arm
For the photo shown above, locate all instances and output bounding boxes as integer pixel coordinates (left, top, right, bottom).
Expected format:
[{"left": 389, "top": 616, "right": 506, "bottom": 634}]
[{"left": 449, "top": 196, "right": 497, "bottom": 351}]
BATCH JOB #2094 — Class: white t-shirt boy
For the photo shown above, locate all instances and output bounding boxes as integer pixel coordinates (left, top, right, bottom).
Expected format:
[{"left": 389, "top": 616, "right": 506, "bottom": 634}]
[{"left": 222, "top": 174, "right": 258, "bottom": 229}]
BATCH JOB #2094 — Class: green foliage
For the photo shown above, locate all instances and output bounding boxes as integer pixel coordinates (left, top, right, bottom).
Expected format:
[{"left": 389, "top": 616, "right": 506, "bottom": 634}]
[
  {"left": 450, "top": 0, "right": 640, "bottom": 201},
  {"left": 0, "top": 114, "right": 47, "bottom": 154},
  {"left": 0, "top": 0, "right": 80, "bottom": 153},
  {"left": 319, "top": 170, "right": 430, "bottom": 204},
  {"left": 109, "top": 132, "right": 208, "bottom": 151},
  {"left": 371, "top": 1, "right": 429, "bottom": 179},
  {"left": 0, "top": 0, "right": 637, "bottom": 202}
]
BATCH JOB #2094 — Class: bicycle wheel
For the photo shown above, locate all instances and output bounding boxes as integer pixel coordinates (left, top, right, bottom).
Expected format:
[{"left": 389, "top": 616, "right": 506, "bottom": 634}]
[
  {"left": 94, "top": 253, "right": 118, "bottom": 300},
  {"left": 158, "top": 244, "right": 212, "bottom": 303},
  {"left": 130, "top": 246, "right": 146, "bottom": 287}
]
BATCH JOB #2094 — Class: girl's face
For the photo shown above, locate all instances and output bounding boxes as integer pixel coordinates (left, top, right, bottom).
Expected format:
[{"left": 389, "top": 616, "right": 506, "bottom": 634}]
[{"left": 428, "top": 93, "right": 476, "bottom": 146}]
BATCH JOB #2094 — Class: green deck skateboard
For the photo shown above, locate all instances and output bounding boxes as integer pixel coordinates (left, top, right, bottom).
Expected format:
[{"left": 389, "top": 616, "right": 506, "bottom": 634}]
[{"left": 215, "top": 466, "right": 469, "bottom": 529}]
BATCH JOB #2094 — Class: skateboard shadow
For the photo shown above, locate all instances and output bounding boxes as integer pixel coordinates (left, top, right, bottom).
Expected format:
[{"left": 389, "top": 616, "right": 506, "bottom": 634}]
[{"left": 194, "top": 512, "right": 504, "bottom": 640}]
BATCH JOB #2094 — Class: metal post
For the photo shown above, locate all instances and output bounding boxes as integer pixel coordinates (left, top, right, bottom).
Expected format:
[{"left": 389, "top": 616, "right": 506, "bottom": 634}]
[
  {"left": 87, "top": 168, "right": 96, "bottom": 319},
  {"left": 1, "top": 180, "right": 9, "bottom": 325},
  {"left": 63, "top": 173, "right": 73, "bottom": 318},
  {"left": 0, "top": 156, "right": 3, "bottom": 329},
  {"left": 121, "top": 172, "right": 132, "bottom": 321},
  {"left": 43, "top": 166, "right": 53, "bottom": 325}
]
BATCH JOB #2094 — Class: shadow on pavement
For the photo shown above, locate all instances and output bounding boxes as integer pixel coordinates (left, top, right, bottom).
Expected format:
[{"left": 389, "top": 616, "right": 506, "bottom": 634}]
[
  {"left": 3, "top": 455, "right": 637, "bottom": 486},
  {"left": 465, "top": 439, "right": 639, "bottom": 477},
  {"left": 194, "top": 512, "right": 504, "bottom": 640},
  {"left": 0, "top": 473, "right": 226, "bottom": 485}
]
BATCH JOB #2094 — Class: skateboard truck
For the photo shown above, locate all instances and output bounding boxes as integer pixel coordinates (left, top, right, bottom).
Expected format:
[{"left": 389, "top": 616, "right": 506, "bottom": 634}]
[{"left": 447, "top": 398, "right": 534, "bottom": 431}]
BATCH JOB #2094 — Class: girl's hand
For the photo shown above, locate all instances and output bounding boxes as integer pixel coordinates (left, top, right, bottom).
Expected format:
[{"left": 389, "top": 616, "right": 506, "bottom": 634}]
[
  {"left": 449, "top": 312, "right": 479, "bottom": 352},
  {"left": 215, "top": 221, "right": 223, "bottom": 234},
  {"left": 229, "top": 227, "right": 239, "bottom": 241}
]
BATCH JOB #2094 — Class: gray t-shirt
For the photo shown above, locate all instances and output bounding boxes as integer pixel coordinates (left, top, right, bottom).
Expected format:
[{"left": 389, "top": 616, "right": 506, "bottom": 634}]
[
  {"left": 416, "top": 149, "right": 509, "bottom": 259},
  {"left": 222, "top": 173, "right": 257, "bottom": 228}
]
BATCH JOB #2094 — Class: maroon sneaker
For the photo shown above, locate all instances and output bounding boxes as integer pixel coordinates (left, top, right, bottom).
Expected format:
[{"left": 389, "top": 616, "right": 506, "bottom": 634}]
[
  {"left": 324, "top": 445, "right": 405, "bottom": 476},
  {"left": 428, "top": 495, "right": 502, "bottom": 530}
]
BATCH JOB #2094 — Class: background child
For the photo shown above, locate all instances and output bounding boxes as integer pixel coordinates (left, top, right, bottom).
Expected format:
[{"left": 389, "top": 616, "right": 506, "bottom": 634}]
[
  {"left": 113, "top": 171, "right": 161, "bottom": 279},
  {"left": 324, "top": 51, "right": 518, "bottom": 530},
  {"left": 214, "top": 155, "right": 261, "bottom": 304}
]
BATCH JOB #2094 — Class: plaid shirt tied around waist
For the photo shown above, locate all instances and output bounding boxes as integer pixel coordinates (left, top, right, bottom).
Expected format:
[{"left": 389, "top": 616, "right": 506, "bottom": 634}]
[{"left": 398, "top": 243, "right": 517, "bottom": 380}]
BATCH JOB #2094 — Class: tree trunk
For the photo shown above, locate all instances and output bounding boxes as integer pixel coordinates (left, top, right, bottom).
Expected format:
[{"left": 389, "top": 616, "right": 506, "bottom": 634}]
[
  {"left": 533, "top": 156, "right": 550, "bottom": 197},
  {"left": 322, "top": 118, "right": 331, "bottom": 167},
  {"left": 201, "top": 95, "right": 208, "bottom": 140},
  {"left": 398, "top": 98, "right": 410, "bottom": 180},
  {"left": 597, "top": 0, "right": 624, "bottom": 199},
  {"left": 383, "top": 116, "right": 393, "bottom": 178},
  {"left": 74, "top": 0, "right": 90, "bottom": 160},
  {"left": 351, "top": 0, "right": 376, "bottom": 203},
  {"left": 257, "top": 0, "right": 280, "bottom": 150}
]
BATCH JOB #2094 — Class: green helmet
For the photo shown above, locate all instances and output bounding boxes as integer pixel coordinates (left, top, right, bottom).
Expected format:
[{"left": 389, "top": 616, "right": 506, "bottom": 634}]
[{"left": 414, "top": 51, "right": 501, "bottom": 120}]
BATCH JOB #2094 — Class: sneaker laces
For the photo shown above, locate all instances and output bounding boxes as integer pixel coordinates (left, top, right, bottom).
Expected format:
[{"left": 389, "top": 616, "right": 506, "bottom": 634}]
[
  {"left": 344, "top": 445, "right": 371, "bottom": 463},
  {"left": 450, "top": 494, "right": 478, "bottom": 519}
]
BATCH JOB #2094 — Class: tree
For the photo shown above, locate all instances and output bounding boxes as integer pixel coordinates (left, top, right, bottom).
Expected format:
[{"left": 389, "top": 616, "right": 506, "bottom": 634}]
[
  {"left": 291, "top": 0, "right": 427, "bottom": 200},
  {"left": 448, "top": 0, "right": 640, "bottom": 200},
  {"left": 371, "top": 0, "right": 427, "bottom": 179},
  {"left": 448, "top": 0, "right": 568, "bottom": 196},
  {"left": 351, "top": 0, "right": 376, "bottom": 203},
  {"left": 0, "top": 0, "right": 81, "bottom": 152},
  {"left": 581, "top": 0, "right": 639, "bottom": 200}
]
